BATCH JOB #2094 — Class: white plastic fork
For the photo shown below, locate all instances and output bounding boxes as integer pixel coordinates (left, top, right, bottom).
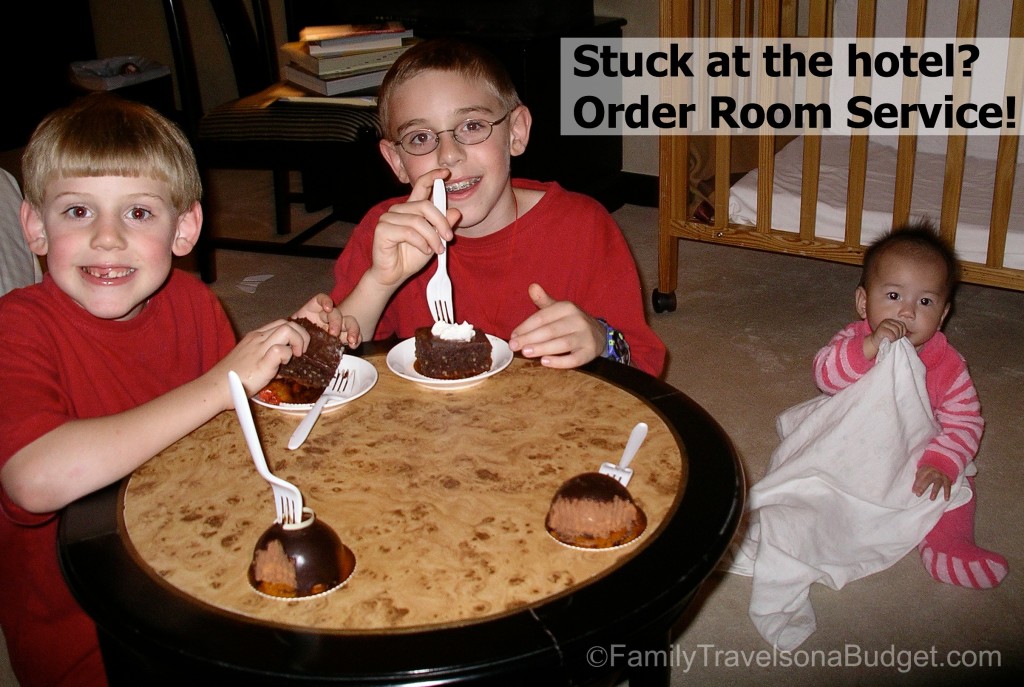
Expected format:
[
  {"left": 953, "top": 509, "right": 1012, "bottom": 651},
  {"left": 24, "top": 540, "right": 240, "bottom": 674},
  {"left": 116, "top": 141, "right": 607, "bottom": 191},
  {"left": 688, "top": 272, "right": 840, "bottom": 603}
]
[
  {"left": 287, "top": 366, "right": 353, "bottom": 450},
  {"left": 228, "top": 370, "right": 303, "bottom": 524},
  {"left": 599, "top": 422, "right": 649, "bottom": 487},
  {"left": 425, "top": 178, "right": 454, "bottom": 323}
]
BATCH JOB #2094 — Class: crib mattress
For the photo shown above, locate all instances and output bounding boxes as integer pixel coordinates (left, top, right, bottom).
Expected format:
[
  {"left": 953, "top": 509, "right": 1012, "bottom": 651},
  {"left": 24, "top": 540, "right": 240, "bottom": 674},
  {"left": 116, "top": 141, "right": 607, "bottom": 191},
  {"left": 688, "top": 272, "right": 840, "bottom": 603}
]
[{"left": 728, "top": 136, "right": 1024, "bottom": 270}]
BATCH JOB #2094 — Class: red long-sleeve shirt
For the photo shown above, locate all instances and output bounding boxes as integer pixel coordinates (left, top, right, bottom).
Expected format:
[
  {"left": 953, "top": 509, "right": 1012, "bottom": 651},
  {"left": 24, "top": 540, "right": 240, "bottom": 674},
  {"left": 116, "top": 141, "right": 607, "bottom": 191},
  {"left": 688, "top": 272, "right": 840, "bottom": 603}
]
[{"left": 812, "top": 319, "right": 984, "bottom": 481}]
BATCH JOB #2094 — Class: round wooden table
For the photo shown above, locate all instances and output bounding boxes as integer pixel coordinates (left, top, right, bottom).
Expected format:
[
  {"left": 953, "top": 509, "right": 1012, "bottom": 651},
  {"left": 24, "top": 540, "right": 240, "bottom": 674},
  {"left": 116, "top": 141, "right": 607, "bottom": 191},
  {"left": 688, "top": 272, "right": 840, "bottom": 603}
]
[{"left": 59, "top": 344, "right": 743, "bottom": 686}]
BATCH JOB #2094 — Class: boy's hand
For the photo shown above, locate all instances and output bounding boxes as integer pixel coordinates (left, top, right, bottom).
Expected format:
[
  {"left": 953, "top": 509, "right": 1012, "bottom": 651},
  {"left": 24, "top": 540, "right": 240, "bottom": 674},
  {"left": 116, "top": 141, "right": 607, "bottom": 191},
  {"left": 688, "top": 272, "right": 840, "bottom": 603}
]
[
  {"left": 292, "top": 293, "right": 362, "bottom": 348},
  {"left": 509, "top": 283, "right": 605, "bottom": 369},
  {"left": 368, "top": 170, "right": 459, "bottom": 289},
  {"left": 864, "top": 318, "right": 906, "bottom": 359},
  {"left": 913, "top": 465, "right": 952, "bottom": 501},
  {"left": 212, "top": 318, "right": 310, "bottom": 402}
]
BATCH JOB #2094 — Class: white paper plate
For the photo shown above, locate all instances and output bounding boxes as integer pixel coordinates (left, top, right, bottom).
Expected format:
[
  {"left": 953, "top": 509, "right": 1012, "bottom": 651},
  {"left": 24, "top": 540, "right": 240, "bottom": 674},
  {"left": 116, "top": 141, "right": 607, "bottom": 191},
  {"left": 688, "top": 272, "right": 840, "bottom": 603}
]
[
  {"left": 252, "top": 356, "right": 377, "bottom": 414},
  {"left": 386, "top": 334, "right": 513, "bottom": 390}
]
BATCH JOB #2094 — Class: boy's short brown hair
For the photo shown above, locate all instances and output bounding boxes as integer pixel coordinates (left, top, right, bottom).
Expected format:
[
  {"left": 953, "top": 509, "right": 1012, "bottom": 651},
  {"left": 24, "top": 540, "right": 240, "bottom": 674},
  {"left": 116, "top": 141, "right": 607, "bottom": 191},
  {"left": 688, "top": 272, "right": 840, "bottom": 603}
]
[
  {"left": 21, "top": 92, "right": 202, "bottom": 216},
  {"left": 376, "top": 38, "right": 522, "bottom": 139},
  {"left": 860, "top": 221, "right": 961, "bottom": 300}
]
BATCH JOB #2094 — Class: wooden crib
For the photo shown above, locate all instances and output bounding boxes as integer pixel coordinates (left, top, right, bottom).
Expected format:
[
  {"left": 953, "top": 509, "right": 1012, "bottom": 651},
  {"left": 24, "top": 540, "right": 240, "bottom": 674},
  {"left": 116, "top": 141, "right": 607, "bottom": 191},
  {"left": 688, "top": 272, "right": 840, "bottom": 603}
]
[{"left": 655, "top": 0, "right": 1024, "bottom": 313}]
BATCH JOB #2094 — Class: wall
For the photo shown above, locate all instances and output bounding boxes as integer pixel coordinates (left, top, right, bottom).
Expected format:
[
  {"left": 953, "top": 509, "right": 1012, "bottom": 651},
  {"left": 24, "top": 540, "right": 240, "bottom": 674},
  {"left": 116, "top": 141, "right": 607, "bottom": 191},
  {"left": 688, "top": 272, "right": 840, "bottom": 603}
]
[{"left": 595, "top": 0, "right": 660, "bottom": 177}]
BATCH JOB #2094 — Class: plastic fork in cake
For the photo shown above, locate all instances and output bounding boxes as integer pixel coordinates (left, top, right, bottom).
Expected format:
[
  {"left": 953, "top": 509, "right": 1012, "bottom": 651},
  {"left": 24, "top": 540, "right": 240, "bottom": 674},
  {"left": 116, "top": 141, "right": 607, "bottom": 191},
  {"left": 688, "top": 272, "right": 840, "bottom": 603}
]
[{"left": 425, "top": 178, "right": 454, "bottom": 323}]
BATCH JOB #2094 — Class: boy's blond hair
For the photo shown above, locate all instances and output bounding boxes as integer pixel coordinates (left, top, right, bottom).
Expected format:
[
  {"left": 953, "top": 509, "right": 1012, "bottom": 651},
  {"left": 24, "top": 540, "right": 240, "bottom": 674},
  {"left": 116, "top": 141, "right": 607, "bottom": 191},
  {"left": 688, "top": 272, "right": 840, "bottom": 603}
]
[
  {"left": 21, "top": 93, "right": 202, "bottom": 216},
  {"left": 377, "top": 38, "right": 522, "bottom": 139}
]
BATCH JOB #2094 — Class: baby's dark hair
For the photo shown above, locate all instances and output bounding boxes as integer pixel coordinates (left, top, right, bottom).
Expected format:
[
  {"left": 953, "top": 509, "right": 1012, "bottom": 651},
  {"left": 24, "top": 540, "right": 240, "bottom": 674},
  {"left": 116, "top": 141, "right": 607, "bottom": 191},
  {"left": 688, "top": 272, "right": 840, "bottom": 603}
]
[{"left": 860, "top": 221, "right": 960, "bottom": 299}]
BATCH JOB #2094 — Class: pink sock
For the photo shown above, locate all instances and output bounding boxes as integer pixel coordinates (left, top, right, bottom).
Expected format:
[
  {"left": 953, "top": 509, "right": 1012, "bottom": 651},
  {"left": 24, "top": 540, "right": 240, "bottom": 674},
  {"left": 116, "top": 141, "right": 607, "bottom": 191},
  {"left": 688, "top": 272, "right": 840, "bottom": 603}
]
[{"left": 918, "top": 479, "right": 1008, "bottom": 589}]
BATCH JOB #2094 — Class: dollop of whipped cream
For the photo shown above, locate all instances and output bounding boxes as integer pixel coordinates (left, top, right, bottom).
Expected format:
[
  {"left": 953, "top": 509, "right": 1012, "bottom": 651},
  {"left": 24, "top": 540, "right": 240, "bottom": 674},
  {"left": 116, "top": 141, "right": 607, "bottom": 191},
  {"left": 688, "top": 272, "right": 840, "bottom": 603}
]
[{"left": 431, "top": 320, "right": 476, "bottom": 342}]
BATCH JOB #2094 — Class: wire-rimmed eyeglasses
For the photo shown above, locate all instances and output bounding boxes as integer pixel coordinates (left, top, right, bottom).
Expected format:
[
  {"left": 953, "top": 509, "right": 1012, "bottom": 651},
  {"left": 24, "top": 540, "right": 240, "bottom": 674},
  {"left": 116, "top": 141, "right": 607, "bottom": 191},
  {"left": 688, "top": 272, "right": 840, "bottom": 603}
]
[{"left": 392, "top": 112, "right": 510, "bottom": 155}]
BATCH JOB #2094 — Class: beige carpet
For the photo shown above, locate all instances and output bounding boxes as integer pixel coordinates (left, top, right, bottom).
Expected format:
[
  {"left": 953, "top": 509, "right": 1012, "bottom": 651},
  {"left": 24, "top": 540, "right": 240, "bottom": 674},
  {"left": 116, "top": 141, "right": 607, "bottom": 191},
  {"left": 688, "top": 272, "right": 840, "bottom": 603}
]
[{"left": 2, "top": 169, "right": 1021, "bottom": 685}]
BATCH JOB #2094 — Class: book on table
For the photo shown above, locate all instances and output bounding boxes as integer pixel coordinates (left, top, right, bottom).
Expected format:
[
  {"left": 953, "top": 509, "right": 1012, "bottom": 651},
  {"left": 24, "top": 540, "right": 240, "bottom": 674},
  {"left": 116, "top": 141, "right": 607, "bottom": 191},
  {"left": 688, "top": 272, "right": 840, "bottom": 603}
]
[
  {"left": 279, "top": 42, "right": 409, "bottom": 77},
  {"left": 298, "top": 22, "right": 414, "bottom": 56},
  {"left": 280, "top": 63, "right": 387, "bottom": 97}
]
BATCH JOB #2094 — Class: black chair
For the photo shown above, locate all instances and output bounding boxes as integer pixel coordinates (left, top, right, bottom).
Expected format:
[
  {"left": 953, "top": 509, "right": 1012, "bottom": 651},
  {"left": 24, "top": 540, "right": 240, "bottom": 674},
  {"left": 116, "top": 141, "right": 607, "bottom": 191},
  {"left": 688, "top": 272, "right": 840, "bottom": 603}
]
[{"left": 161, "top": 0, "right": 402, "bottom": 283}]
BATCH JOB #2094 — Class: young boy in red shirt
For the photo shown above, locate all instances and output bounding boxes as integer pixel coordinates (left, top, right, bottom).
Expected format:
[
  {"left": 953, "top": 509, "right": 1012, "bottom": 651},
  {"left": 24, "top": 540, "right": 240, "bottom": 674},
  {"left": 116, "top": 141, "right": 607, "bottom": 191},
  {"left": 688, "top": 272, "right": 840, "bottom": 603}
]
[{"left": 0, "top": 94, "right": 357, "bottom": 686}]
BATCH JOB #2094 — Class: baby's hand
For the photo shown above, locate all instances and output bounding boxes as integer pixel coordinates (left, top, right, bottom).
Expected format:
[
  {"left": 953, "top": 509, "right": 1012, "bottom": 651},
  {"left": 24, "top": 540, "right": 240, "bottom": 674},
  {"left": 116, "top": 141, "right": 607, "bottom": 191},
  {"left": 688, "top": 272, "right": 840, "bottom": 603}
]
[
  {"left": 864, "top": 318, "right": 906, "bottom": 359},
  {"left": 913, "top": 465, "right": 952, "bottom": 501},
  {"left": 509, "top": 283, "right": 605, "bottom": 369},
  {"left": 292, "top": 294, "right": 361, "bottom": 348},
  {"left": 368, "top": 171, "right": 459, "bottom": 288}
]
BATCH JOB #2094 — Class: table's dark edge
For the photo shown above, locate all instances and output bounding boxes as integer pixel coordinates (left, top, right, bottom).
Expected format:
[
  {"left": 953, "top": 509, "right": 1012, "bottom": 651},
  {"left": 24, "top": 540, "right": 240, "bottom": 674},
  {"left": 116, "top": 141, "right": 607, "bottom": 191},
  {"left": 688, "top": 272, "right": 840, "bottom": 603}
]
[{"left": 58, "top": 349, "right": 744, "bottom": 685}]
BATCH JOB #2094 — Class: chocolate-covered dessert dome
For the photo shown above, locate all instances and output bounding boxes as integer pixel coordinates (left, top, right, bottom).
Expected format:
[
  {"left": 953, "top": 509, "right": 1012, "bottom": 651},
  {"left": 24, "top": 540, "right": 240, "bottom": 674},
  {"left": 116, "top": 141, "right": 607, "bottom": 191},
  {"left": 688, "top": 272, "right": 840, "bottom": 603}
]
[
  {"left": 249, "top": 508, "right": 355, "bottom": 598},
  {"left": 545, "top": 472, "right": 647, "bottom": 549}
]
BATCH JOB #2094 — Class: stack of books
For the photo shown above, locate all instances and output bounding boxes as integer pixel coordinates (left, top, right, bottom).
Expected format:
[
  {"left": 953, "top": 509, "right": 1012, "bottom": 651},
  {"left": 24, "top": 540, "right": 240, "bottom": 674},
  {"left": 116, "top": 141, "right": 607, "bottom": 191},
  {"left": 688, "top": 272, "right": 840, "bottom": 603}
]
[{"left": 279, "top": 22, "right": 414, "bottom": 97}]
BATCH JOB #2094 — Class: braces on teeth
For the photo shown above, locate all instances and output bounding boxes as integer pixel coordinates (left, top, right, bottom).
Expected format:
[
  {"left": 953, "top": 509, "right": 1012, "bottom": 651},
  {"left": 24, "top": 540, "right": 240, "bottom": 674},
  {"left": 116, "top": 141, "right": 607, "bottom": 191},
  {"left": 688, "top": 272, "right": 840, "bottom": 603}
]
[{"left": 445, "top": 179, "right": 476, "bottom": 192}]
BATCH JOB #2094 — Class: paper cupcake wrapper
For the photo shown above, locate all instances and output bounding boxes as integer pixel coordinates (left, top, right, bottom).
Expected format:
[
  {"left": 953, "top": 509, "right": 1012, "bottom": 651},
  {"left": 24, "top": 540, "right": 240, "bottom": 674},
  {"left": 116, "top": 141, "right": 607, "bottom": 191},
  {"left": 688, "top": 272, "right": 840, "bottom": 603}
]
[
  {"left": 249, "top": 560, "right": 356, "bottom": 602},
  {"left": 546, "top": 530, "right": 646, "bottom": 552}
]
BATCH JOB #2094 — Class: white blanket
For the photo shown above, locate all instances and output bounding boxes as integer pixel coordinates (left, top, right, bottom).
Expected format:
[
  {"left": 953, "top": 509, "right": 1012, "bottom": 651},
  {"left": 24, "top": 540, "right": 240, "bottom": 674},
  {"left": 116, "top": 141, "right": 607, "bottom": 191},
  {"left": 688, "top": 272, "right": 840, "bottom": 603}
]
[{"left": 728, "top": 338, "right": 971, "bottom": 650}]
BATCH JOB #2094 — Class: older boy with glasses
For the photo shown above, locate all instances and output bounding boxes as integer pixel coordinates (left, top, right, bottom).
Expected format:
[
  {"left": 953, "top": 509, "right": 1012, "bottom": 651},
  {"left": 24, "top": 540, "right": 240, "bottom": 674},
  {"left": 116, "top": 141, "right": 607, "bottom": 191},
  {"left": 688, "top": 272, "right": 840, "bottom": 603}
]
[{"left": 325, "top": 38, "right": 666, "bottom": 377}]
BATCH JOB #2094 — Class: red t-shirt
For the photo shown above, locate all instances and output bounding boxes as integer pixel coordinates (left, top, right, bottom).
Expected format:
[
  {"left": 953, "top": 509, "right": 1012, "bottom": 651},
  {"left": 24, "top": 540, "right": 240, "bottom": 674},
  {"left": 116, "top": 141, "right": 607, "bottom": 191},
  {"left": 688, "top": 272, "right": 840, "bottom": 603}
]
[
  {"left": 0, "top": 269, "right": 236, "bottom": 686},
  {"left": 331, "top": 180, "right": 666, "bottom": 376}
]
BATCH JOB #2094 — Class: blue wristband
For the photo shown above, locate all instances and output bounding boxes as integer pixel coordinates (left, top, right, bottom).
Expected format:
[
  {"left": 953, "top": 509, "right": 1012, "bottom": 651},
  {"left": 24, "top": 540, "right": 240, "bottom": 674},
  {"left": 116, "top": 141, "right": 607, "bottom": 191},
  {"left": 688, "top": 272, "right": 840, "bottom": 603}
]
[{"left": 597, "top": 318, "right": 631, "bottom": 365}]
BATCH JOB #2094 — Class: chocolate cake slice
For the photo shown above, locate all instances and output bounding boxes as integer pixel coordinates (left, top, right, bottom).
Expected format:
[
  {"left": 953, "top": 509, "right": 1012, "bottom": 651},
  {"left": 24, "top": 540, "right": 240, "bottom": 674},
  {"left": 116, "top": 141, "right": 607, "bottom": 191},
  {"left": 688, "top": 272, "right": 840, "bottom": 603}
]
[
  {"left": 257, "top": 319, "right": 344, "bottom": 404},
  {"left": 413, "top": 325, "right": 492, "bottom": 380},
  {"left": 278, "top": 319, "right": 343, "bottom": 388}
]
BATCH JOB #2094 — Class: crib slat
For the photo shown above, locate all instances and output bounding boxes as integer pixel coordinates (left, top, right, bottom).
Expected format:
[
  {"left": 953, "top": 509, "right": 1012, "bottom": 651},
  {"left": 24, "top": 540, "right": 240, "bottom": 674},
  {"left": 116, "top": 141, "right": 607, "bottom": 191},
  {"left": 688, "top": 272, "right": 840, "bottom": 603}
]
[
  {"left": 844, "top": 0, "right": 876, "bottom": 248},
  {"left": 757, "top": 141, "right": 776, "bottom": 235},
  {"left": 989, "top": 139, "right": 1019, "bottom": 269},
  {"left": 714, "top": 0, "right": 734, "bottom": 231},
  {"left": 755, "top": 0, "right": 780, "bottom": 234},
  {"left": 798, "top": 0, "right": 829, "bottom": 239},
  {"left": 892, "top": 0, "right": 927, "bottom": 227},
  {"left": 939, "top": 134, "right": 966, "bottom": 247},
  {"left": 986, "top": 0, "right": 1024, "bottom": 269},
  {"left": 938, "top": 0, "right": 979, "bottom": 248},
  {"left": 715, "top": 136, "right": 732, "bottom": 231},
  {"left": 743, "top": 0, "right": 755, "bottom": 36},
  {"left": 781, "top": 0, "right": 798, "bottom": 38},
  {"left": 892, "top": 144, "right": 917, "bottom": 230}
]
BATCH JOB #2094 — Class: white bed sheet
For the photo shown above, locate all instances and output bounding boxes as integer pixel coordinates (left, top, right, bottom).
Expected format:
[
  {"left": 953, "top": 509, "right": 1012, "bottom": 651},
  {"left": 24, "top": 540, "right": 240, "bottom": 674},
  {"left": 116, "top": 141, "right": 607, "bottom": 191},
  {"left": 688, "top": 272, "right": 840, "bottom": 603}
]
[{"left": 727, "top": 136, "right": 1024, "bottom": 270}]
